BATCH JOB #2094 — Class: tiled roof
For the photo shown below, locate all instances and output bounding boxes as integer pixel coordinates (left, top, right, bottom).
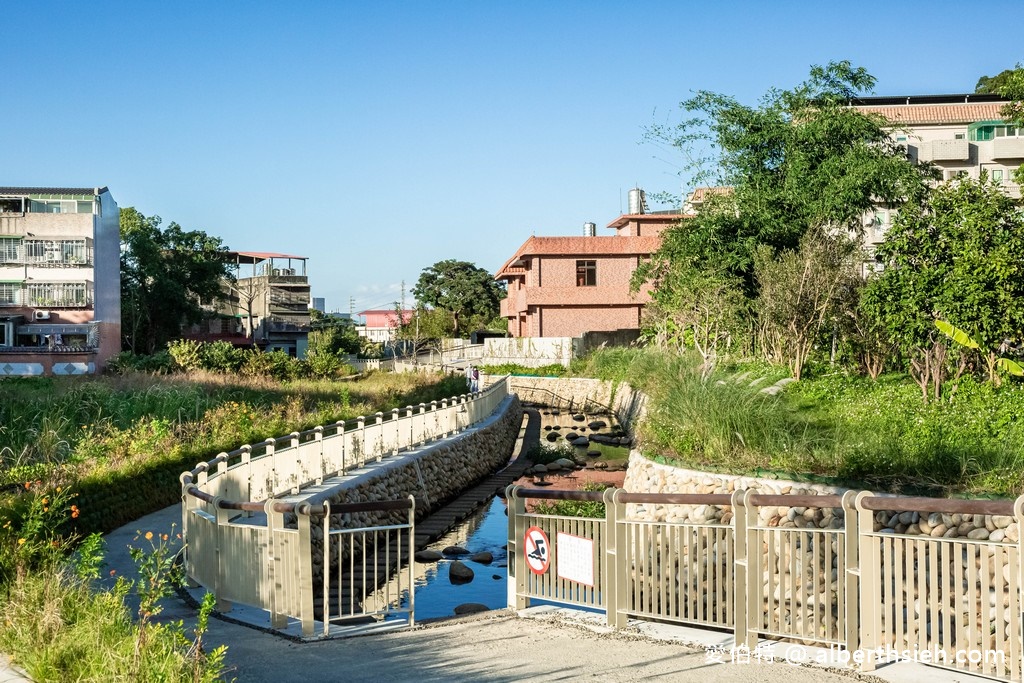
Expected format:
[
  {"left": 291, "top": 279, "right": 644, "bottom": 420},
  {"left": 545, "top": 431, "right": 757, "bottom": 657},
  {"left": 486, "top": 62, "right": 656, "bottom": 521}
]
[
  {"left": 605, "top": 212, "right": 688, "bottom": 229},
  {"left": 687, "top": 186, "right": 733, "bottom": 202},
  {"left": 0, "top": 186, "right": 108, "bottom": 196},
  {"left": 495, "top": 235, "right": 663, "bottom": 279},
  {"left": 853, "top": 102, "right": 1007, "bottom": 125}
]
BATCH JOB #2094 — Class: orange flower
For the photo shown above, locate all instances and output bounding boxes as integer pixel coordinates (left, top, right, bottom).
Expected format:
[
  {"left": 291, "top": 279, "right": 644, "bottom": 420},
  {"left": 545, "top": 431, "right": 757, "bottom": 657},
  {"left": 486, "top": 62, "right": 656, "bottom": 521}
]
[
  {"left": 145, "top": 531, "right": 153, "bottom": 540},
  {"left": 161, "top": 534, "right": 169, "bottom": 541},
  {"left": 17, "top": 538, "right": 25, "bottom": 545},
  {"left": 23, "top": 482, "right": 30, "bottom": 490},
  {"left": 109, "top": 569, "right": 116, "bottom": 577}
]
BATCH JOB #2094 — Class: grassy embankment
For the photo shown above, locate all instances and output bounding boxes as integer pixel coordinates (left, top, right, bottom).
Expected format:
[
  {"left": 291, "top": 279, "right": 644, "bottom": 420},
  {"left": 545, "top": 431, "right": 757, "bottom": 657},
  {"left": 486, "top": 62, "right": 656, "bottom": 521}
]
[{"left": 490, "top": 348, "right": 1024, "bottom": 498}]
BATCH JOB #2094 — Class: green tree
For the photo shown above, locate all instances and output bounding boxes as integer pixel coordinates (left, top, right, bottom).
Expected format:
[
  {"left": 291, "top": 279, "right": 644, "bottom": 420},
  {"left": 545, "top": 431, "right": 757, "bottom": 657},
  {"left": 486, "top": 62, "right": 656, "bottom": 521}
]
[
  {"left": 862, "top": 175, "right": 1024, "bottom": 394},
  {"left": 640, "top": 61, "right": 931, "bottom": 296},
  {"left": 636, "top": 61, "right": 931, "bottom": 361},
  {"left": 308, "top": 309, "right": 361, "bottom": 356},
  {"left": 120, "top": 208, "right": 232, "bottom": 354},
  {"left": 975, "top": 67, "right": 1023, "bottom": 95},
  {"left": 412, "top": 259, "right": 504, "bottom": 336}
]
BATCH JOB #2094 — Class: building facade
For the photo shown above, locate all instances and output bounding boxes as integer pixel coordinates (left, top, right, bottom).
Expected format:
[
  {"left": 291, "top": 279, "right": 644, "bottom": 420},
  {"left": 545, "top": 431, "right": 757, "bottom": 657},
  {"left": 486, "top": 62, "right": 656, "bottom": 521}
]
[
  {"left": 356, "top": 309, "right": 414, "bottom": 344},
  {"left": 851, "top": 94, "right": 1022, "bottom": 263},
  {"left": 184, "top": 251, "right": 311, "bottom": 357},
  {"left": 495, "top": 211, "right": 681, "bottom": 338},
  {"left": 0, "top": 187, "right": 120, "bottom": 375}
]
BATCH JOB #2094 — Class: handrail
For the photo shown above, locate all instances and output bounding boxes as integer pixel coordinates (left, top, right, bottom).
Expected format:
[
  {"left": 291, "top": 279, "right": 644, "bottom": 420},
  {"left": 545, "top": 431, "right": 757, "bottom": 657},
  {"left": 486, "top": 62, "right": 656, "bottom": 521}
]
[{"left": 182, "top": 376, "right": 511, "bottom": 510}]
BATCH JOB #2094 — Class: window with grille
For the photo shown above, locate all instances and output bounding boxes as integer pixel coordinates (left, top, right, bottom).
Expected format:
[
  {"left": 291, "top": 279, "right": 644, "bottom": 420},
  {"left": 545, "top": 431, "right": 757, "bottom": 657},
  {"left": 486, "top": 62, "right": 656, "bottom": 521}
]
[
  {"left": 26, "top": 282, "right": 91, "bottom": 307},
  {"left": 0, "top": 238, "right": 20, "bottom": 264},
  {"left": 0, "top": 283, "right": 20, "bottom": 306}
]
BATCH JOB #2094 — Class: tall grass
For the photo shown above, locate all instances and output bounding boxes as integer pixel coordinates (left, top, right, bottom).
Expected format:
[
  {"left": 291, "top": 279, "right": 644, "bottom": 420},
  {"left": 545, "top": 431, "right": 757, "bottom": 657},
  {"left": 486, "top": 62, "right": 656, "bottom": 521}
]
[{"left": 584, "top": 347, "right": 1024, "bottom": 496}]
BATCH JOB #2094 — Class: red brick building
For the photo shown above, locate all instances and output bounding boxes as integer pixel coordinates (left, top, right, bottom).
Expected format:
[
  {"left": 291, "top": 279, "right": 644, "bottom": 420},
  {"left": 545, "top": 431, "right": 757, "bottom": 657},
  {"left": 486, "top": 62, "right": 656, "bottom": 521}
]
[{"left": 495, "top": 212, "right": 683, "bottom": 338}]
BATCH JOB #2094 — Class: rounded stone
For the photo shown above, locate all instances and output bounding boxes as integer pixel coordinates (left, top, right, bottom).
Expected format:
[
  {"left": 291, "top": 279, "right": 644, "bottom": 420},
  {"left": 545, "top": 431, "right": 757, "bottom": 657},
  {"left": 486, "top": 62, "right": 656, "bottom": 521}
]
[
  {"left": 470, "top": 551, "right": 493, "bottom": 564},
  {"left": 415, "top": 550, "right": 444, "bottom": 563},
  {"left": 453, "top": 603, "right": 489, "bottom": 615},
  {"left": 443, "top": 545, "right": 470, "bottom": 556},
  {"left": 449, "top": 560, "right": 475, "bottom": 583}
]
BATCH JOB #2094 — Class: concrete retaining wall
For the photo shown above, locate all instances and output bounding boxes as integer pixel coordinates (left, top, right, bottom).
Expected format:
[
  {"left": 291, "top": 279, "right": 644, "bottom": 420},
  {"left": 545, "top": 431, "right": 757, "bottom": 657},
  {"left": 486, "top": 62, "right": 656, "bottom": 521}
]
[{"left": 294, "top": 394, "right": 523, "bottom": 579}]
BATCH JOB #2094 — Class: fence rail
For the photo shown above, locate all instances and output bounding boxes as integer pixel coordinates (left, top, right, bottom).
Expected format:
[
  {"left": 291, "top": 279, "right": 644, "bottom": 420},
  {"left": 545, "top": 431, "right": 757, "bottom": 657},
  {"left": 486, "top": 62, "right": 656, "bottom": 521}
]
[
  {"left": 181, "top": 376, "right": 510, "bottom": 636},
  {"left": 508, "top": 486, "right": 1024, "bottom": 681}
]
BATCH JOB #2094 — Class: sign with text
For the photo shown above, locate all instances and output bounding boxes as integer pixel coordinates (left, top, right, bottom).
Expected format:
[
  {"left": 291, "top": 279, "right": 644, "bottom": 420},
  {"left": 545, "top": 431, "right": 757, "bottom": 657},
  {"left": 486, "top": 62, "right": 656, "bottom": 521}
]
[{"left": 556, "top": 532, "right": 594, "bottom": 586}]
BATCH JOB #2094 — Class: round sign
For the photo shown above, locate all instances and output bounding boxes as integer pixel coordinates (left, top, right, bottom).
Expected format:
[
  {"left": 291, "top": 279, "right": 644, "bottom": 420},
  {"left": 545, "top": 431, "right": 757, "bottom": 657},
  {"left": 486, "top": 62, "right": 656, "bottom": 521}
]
[{"left": 524, "top": 526, "right": 550, "bottom": 575}]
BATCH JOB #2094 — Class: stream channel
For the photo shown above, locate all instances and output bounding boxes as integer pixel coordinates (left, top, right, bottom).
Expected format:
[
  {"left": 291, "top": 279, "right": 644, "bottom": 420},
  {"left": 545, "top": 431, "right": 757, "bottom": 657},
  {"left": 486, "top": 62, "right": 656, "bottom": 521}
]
[{"left": 381, "top": 408, "right": 631, "bottom": 622}]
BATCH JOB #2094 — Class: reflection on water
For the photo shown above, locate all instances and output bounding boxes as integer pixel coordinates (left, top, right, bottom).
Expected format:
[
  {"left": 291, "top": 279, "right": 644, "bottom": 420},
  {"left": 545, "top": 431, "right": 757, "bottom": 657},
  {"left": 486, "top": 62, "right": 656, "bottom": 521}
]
[{"left": 369, "top": 496, "right": 510, "bottom": 621}]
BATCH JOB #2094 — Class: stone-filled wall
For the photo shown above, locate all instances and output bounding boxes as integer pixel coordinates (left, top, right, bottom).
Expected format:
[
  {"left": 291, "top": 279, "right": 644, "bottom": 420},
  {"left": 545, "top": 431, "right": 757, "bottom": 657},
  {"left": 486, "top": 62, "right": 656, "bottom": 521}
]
[
  {"left": 297, "top": 394, "right": 522, "bottom": 582},
  {"left": 497, "top": 376, "right": 647, "bottom": 433},
  {"left": 623, "top": 452, "right": 1021, "bottom": 542}
]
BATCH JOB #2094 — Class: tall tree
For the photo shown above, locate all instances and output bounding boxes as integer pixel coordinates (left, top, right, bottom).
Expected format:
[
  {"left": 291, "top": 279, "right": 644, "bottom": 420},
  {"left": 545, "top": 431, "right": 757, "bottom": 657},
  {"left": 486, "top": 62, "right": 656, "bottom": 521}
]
[
  {"left": 120, "top": 208, "right": 231, "bottom": 354},
  {"left": 862, "top": 175, "right": 1024, "bottom": 394},
  {"left": 640, "top": 61, "right": 932, "bottom": 296},
  {"left": 412, "top": 260, "right": 504, "bottom": 336},
  {"left": 987, "top": 64, "right": 1024, "bottom": 184}
]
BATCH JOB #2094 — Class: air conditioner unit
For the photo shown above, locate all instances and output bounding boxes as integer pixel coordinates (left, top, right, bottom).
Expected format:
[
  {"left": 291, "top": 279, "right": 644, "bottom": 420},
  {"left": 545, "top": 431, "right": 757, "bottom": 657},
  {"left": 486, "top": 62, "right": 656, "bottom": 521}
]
[
  {"left": 34, "top": 310, "right": 51, "bottom": 320},
  {"left": 45, "top": 251, "right": 60, "bottom": 262}
]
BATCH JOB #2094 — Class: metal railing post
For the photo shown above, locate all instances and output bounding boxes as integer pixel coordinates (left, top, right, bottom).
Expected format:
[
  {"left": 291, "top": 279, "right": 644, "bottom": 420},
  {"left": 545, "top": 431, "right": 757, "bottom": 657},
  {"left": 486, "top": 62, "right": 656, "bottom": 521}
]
[
  {"left": 732, "top": 489, "right": 749, "bottom": 648},
  {"left": 407, "top": 494, "right": 416, "bottom": 627},
  {"left": 356, "top": 416, "right": 366, "bottom": 468},
  {"left": 1016, "top": 495, "right": 1024, "bottom": 683},
  {"left": 603, "top": 488, "right": 618, "bottom": 627},
  {"left": 507, "top": 485, "right": 528, "bottom": 609},
  {"left": 855, "top": 491, "right": 879, "bottom": 671},
  {"left": 391, "top": 408, "right": 400, "bottom": 455},
  {"left": 212, "top": 496, "right": 232, "bottom": 613},
  {"left": 290, "top": 432, "right": 301, "bottom": 493},
  {"left": 313, "top": 426, "right": 324, "bottom": 484},
  {"left": 609, "top": 488, "right": 629, "bottom": 628},
  {"left": 297, "top": 503, "right": 316, "bottom": 637},
  {"left": 841, "top": 490, "right": 860, "bottom": 654},
  {"left": 265, "top": 498, "right": 288, "bottom": 629}
]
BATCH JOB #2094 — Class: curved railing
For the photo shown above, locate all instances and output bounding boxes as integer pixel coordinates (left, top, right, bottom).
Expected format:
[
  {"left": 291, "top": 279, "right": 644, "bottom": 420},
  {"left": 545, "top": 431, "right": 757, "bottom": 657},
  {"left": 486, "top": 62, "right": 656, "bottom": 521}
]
[{"left": 180, "top": 376, "right": 510, "bottom": 636}]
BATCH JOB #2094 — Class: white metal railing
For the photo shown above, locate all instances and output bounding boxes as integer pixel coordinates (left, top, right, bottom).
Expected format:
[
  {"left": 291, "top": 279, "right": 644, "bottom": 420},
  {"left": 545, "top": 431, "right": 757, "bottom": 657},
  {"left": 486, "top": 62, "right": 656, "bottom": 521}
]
[
  {"left": 509, "top": 486, "right": 1024, "bottom": 682},
  {"left": 181, "top": 376, "right": 510, "bottom": 636}
]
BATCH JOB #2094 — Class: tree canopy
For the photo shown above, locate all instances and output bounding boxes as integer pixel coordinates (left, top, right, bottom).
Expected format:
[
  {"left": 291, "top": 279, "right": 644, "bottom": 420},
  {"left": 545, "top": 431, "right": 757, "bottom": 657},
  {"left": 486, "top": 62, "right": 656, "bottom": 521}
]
[
  {"left": 120, "top": 207, "right": 231, "bottom": 354},
  {"left": 412, "top": 259, "right": 504, "bottom": 336},
  {"left": 975, "top": 67, "right": 1023, "bottom": 95},
  {"left": 861, "top": 175, "right": 1024, "bottom": 387},
  {"left": 639, "top": 61, "right": 932, "bottom": 297}
]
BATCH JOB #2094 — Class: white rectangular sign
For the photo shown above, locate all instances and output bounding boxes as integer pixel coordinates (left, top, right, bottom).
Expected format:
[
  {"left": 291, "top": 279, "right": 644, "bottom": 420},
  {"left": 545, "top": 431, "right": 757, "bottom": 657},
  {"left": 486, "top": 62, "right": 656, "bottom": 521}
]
[{"left": 556, "top": 532, "right": 594, "bottom": 586}]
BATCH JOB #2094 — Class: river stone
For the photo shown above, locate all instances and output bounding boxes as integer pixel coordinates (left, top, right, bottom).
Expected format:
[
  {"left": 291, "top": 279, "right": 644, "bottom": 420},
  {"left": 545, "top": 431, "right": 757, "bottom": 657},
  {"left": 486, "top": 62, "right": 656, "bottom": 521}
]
[
  {"left": 587, "top": 450, "right": 601, "bottom": 458},
  {"left": 546, "top": 462, "right": 563, "bottom": 472},
  {"left": 493, "top": 574, "right": 502, "bottom": 580},
  {"left": 564, "top": 432, "right": 579, "bottom": 441},
  {"left": 572, "top": 414, "right": 586, "bottom": 422},
  {"left": 572, "top": 438, "right": 590, "bottom": 448},
  {"left": 588, "top": 420, "right": 607, "bottom": 430},
  {"left": 415, "top": 550, "right": 444, "bottom": 563},
  {"left": 550, "top": 409, "right": 560, "bottom": 415},
  {"left": 553, "top": 458, "right": 576, "bottom": 469},
  {"left": 449, "top": 560, "right": 475, "bottom": 583},
  {"left": 453, "top": 603, "right": 489, "bottom": 615},
  {"left": 545, "top": 432, "right": 559, "bottom": 442},
  {"left": 551, "top": 425, "right": 561, "bottom": 430},
  {"left": 543, "top": 425, "right": 553, "bottom": 431},
  {"left": 470, "top": 551, "right": 493, "bottom": 564},
  {"left": 443, "top": 545, "right": 470, "bottom": 556}
]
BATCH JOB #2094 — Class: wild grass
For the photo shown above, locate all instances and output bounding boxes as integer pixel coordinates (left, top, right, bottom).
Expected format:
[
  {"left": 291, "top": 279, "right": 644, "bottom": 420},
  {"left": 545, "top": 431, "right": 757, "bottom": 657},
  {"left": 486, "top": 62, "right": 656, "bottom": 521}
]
[
  {"left": 0, "top": 370, "right": 469, "bottom": 488},
  {"left": 583, "top": 347, "right": 1024, "bottom": 497}
]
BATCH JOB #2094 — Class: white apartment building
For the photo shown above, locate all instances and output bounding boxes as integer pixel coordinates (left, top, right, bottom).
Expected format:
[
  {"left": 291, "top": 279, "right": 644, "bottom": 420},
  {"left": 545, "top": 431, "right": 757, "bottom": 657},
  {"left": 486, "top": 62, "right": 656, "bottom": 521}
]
[
  {"left": 0, "top": 187, "right": 120, "bottom": 375},
  {"left": 851, "top": 94, "right": 1022, "bottom": 264}
]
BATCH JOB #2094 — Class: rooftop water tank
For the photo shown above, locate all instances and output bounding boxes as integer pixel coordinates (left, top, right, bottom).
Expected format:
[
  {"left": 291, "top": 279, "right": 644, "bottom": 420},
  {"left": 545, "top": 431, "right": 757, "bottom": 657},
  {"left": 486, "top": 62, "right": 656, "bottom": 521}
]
[
  {"left": 583, "top": 221, "right": 596, "bottom": 236},
  {"left": 628, "top": 187, "right": 648, "bottom": 215}
]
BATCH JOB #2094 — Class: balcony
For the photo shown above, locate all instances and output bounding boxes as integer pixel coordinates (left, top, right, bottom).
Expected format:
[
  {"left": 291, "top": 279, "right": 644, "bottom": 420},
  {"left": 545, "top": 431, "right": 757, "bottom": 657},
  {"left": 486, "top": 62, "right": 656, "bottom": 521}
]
[
  {"left": 917, "top": 139, "right": 970, "bottom": 162},
  {"left": 993, "top": 137, "right": 1024, "bottom": 160}
]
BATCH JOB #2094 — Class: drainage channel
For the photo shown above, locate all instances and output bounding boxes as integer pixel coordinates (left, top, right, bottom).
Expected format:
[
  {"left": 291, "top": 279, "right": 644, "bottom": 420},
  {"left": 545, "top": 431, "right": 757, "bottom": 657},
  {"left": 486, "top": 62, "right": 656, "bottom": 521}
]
[{"left": 378, "top": 405, "right": 630, "bottom": 622}]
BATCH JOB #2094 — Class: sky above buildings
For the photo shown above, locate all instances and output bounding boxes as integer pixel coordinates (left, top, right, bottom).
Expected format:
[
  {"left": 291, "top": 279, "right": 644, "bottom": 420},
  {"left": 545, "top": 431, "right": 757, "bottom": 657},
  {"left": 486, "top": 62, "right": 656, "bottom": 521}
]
[{"left": 4, "top": 1, "right": 1021, "bottom": 314}]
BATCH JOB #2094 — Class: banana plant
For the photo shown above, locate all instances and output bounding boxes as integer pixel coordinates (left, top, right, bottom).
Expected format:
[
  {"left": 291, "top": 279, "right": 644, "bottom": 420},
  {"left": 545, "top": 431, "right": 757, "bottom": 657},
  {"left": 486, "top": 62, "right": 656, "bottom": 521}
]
[{"left": 935, "top": 319, "right": 1024, "bottom": 380}]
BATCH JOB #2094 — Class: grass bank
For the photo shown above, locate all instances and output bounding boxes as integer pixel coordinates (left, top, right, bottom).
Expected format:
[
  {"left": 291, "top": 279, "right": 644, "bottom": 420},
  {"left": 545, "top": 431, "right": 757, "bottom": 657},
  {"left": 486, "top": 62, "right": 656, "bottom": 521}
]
[{"left": 564, "top": 348, "right": 1024, "bottom": 497}]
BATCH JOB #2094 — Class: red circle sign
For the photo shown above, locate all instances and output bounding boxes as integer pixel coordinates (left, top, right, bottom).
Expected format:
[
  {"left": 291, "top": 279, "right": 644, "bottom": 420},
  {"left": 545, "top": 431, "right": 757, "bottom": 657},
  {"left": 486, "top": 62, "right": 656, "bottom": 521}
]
[{"left": 524, "top": 526, "right": 550, "bottom": 575}]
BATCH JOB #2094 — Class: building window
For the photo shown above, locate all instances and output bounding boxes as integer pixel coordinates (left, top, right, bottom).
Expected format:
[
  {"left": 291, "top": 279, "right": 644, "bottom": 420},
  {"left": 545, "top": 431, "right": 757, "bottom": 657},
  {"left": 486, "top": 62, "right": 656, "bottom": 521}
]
[
  {"left": 0, "top": 238, "right": 21, "bottom": 264},
  {"left": 23, "top": 239, "right": 90, "bottom": 265},
  {"left": 0, "top": 283, "right": 21, "bottom": 306},
  {"left": 576, "top": 260, "right": 596, "bottom": 287},
  {"left": 954, "top": 133, "right": 966, "bottom": 140},
  {"left": 992, "top": 169, "right": 1005, "bottom": 183},
  {"left": 26, "top": 281, "right": 91, "bottom": 307}
]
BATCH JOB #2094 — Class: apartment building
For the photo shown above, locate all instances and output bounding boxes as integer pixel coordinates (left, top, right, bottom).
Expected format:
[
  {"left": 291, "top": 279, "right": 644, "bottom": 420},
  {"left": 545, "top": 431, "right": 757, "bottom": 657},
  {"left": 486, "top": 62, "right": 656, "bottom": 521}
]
[
  {"left": 495, "top": 201, "right": 683, "bottom": 338},
  {"left": 0, "top": 187, "right": 120, "bottom": 375},
  {"left": 184, "top": 251, "right": 311, "bottom": 357},
  {"left": 356, "top": 309, "right": 414, "bottom": 344},
  {"left": 851, "top": 94, "right": 1022, "bottom": 261}
]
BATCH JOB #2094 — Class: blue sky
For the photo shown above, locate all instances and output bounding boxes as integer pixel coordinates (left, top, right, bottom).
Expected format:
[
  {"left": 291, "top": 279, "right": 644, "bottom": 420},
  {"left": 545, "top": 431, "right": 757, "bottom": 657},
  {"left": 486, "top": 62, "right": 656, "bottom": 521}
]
[{"left": 4, "top": 1, "right": 1020, "bottom": 313}]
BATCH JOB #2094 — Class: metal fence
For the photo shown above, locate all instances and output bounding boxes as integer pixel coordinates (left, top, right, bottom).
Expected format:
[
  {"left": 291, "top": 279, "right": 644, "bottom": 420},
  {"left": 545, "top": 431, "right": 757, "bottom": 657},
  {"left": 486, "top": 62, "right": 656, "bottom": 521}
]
[
  {"left": 508, "top": 486, "right": 1024, "bottom": 681},
  {"left": 181, "top": 377, "right": 509, "bottom": 636}
]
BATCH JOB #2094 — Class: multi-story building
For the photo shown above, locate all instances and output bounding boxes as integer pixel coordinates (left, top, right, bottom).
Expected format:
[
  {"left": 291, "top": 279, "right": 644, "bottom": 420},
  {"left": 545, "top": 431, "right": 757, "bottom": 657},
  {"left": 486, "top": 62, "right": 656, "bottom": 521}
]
[
  {"left": 495, "top": 199, "right": 683, "bottom": 338},
  {"left": 0, "top": 186, "right": 120, "bottom": 375},
  {"left": 184, "top": 251, "right": 311, "bottom": 357},
  {"left": 356, "top": 309, "right": 414, "bottom": 345},
  {"left": 851, "top": 94, "right": 1022, "bottom": 263}
]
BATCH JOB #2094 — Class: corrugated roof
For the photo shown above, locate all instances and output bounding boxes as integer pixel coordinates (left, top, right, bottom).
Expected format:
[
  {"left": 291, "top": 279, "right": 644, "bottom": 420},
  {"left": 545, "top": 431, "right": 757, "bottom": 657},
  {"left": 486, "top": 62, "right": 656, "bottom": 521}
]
[
  {"left": 688, "top": 186, "right": 733, "bottom": 202},
  {"left": 0, "top": 186, "right": 108, "bottom": 196},
  {"left": 495, "top": 235, "right": 663, "bottom": 279},
  {"left": 605, "top": 212, "right": 688, "bottom": 229},
  {"left": 228, "top": 251, "right": 307, "bottom": 261}
]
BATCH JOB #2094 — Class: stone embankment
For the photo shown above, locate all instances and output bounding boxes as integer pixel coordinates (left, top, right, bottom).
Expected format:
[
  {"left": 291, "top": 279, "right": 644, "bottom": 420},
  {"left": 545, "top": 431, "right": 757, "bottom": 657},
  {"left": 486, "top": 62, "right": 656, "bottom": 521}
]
[{"left": 288, "top": 395, "right": 522, "bottom": 581}]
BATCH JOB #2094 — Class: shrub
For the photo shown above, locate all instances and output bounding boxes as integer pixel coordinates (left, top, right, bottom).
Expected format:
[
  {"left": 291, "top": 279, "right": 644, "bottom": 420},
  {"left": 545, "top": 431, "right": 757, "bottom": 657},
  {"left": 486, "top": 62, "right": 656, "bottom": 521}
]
[{"left": 201, "top": 341, "right": 246, "bottom": 372}]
